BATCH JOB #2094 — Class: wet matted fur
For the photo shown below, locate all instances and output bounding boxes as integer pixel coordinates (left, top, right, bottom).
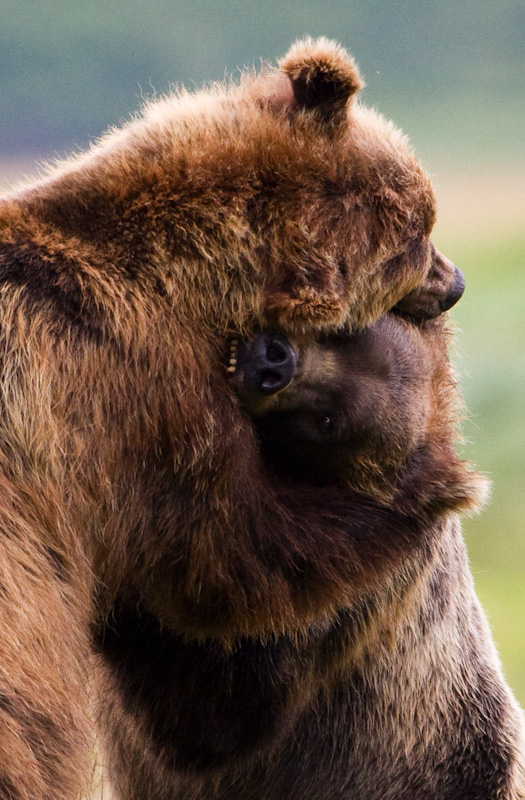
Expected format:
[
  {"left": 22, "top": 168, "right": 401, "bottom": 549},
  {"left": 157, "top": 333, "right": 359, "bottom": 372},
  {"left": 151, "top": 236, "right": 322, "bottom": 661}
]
[{"left": 0, "top": 37, "right": 522, "bottom": 799}]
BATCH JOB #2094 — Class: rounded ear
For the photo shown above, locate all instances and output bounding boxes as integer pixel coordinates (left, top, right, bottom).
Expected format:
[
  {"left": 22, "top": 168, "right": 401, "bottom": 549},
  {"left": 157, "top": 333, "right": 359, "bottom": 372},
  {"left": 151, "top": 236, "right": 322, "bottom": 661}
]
[{"left": 279, "top": 37, "right": 363, "bottom": 126}]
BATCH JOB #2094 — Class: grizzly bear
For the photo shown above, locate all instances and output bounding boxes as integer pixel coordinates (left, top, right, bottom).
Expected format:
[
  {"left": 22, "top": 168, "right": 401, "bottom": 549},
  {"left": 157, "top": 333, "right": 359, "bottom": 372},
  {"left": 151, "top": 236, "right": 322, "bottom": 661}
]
[
  {"left": 228, "top": 308, "right": 460, "bottom": 496},
  {"left": 0, "top": 36, "right": 521, "bottom": 799},
  {"left": 215, "top": 315, "right": 525, "bottom": 800}
]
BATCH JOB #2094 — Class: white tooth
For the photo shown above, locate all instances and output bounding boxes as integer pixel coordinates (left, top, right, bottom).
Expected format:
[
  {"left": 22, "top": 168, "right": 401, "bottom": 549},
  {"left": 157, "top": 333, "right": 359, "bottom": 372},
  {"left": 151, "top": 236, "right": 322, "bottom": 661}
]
[{"left": 226, "top": 365, "right": 236, "bottom": 373}]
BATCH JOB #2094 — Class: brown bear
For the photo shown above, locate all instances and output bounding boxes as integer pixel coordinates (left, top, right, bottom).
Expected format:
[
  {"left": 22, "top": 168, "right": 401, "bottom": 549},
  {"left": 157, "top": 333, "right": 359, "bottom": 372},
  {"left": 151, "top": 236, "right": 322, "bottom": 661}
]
[
  {"left": 228, "top": 307, "right": 459, "bottom": 498},
  {"left": 0, "top": 36, "right": 520, "bottom": 799},
  {"left": 212, "top": 315, "right": 525, "bottom": 800},
  {"left": 96, "top": 311, "right": 525, "bottom": 800}
]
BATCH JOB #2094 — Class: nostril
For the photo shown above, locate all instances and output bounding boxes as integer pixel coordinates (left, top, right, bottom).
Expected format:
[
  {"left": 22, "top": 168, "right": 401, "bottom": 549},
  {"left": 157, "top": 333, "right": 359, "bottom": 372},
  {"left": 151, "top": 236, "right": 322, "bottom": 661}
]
[
  {"left": 260, "top": 370, "right": 284, "bottom": 394},
  {"left": 266, "top": 339, "right": 289, "bottom": 364}
]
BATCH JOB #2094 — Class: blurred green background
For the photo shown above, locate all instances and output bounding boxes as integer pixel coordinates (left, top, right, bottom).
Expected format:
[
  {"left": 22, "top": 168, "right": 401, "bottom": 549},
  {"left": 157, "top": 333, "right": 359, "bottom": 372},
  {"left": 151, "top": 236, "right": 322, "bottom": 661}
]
[{"left": 1, "top": 1, "right": 524, "bottom": 701}]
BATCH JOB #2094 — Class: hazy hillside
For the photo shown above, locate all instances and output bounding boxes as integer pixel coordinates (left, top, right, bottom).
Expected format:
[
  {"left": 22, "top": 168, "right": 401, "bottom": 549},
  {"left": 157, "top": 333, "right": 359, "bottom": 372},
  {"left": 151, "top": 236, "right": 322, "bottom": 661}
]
[{"left": 2, "top": 0, "right": 523, "bottom": 166}]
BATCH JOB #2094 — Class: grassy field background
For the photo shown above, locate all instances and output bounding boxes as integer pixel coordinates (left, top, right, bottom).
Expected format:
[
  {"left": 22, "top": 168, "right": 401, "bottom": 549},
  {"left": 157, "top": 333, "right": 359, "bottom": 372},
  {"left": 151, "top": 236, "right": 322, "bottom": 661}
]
[
  {"left": 1, "top": 160, "right": 524, "bottom": 705},
  {"left": 431, "top": 171, "right": 525, "bottom": 704}
]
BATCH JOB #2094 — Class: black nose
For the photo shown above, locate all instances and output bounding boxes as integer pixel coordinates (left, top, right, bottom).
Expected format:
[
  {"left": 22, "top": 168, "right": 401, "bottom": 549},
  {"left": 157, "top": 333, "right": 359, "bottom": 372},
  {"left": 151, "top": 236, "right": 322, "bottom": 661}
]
[
  {"left": 440, "top": 266, "right": 465, "bottom": 312},
  {"left": 241, "top": 333, "right": 297, "bottom": 396}
]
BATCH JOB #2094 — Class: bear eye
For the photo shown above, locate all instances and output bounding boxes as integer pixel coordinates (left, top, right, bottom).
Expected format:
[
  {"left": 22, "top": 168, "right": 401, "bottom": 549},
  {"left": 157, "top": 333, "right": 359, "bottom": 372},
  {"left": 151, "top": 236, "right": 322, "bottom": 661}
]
[{"left": 318, "top": 414, "right": 334, "bottom": 433}]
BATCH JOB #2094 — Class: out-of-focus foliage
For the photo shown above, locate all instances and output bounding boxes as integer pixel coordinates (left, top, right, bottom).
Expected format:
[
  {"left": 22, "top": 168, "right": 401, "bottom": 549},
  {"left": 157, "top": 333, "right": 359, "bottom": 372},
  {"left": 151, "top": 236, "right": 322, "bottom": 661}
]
[{"left": 1, "top": 0, "right": 523, "bottom": 164}]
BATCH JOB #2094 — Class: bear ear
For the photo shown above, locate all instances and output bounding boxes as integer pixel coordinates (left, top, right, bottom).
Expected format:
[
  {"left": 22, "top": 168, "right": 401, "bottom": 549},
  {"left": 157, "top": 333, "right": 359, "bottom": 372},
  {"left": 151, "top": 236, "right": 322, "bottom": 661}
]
[{"left": 279, "top": 37, "right": 363, "bottom": 126}]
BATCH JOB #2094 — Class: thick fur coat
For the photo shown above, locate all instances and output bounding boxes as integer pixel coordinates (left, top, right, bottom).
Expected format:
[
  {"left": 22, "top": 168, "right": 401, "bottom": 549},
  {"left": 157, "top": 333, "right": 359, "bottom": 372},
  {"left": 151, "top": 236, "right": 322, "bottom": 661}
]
[{"left": 0, "top": 38, "right": 522, "bottom": 799}]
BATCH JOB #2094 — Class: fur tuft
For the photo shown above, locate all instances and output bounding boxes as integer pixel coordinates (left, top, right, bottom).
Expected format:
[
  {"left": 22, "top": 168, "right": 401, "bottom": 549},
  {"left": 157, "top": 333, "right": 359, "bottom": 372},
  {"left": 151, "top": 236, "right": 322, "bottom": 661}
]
[{"left": 279, "top": 36, "right": 363, "bottom": 124}]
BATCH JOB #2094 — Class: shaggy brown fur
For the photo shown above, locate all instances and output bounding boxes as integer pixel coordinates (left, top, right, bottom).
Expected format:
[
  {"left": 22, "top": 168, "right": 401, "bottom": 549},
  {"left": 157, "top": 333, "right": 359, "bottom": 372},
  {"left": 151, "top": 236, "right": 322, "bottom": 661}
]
[
  {"left": 203, "top": 316, "right": 525, "bottom": 800},
  {"left": 0, "top": 37, "right": 521, "bottom": 799}
]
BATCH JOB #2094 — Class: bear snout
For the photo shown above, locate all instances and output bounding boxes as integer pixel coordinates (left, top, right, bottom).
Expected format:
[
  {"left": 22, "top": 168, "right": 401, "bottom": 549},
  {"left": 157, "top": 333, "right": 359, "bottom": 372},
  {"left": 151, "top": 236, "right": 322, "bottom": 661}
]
[
  {"left": 231, "top": 332, "right": 298, "bottom": 397},
  {"left": 392, "top": 249, "right": 466, "bottom": 321},
  {"left": 439, "top": 264, "right": 465, "bottom": 312}
]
